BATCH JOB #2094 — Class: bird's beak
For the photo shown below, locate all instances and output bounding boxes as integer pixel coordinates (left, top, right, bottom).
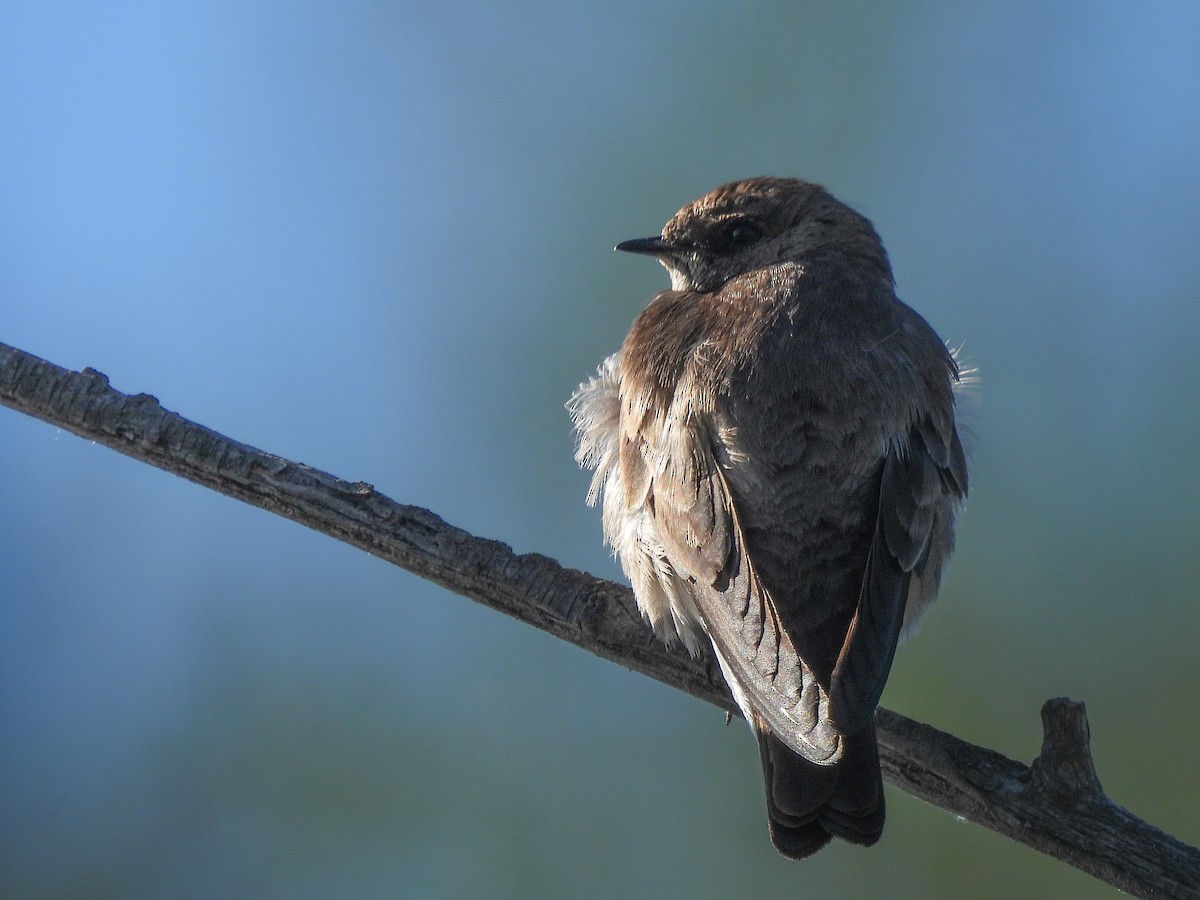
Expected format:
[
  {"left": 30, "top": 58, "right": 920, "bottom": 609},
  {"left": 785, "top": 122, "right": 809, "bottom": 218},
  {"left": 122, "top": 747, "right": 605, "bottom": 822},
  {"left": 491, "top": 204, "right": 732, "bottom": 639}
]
[{"left": 615, "top": 235, "right": 682, "bottom": 258}]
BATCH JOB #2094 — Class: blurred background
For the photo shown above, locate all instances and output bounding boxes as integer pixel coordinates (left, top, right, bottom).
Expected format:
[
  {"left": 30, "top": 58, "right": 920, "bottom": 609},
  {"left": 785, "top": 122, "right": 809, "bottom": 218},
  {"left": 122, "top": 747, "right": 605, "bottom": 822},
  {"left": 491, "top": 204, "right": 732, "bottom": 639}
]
[{"left": 2, "top": 3, "right": 1198, "bottom": 897}]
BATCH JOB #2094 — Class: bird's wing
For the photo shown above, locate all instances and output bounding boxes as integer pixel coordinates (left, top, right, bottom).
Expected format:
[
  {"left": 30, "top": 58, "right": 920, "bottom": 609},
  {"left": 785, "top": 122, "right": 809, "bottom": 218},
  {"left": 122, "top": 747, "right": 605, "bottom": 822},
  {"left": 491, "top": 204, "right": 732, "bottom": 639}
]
[
  {"left": 621, "top": 388, "right": 844, "bottom": 764},
  {"left": 829, "top": 411, "right": 969, "bottom": 733}
]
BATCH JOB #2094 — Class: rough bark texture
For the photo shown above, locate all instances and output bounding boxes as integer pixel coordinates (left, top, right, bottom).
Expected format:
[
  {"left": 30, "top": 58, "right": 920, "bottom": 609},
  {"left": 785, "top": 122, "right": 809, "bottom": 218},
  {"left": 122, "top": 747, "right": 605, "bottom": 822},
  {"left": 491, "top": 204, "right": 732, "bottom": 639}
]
[{"left": 2, "top": 340, "right": 1197, "bottom": 898}]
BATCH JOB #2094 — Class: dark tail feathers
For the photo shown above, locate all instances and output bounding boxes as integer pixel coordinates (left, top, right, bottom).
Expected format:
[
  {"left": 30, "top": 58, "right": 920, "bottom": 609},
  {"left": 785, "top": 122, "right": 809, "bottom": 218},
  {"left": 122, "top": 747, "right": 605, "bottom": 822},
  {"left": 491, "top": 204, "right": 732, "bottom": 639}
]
[{"left": 756, "top": 720, "right": 885, "bottom": 859}]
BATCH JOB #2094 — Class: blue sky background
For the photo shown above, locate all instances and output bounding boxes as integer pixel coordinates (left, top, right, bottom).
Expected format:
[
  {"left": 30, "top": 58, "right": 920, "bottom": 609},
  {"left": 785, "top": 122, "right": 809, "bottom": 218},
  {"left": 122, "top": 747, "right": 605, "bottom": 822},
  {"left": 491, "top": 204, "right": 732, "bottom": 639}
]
[{"left": 3, "top": 3, "right": 1199, "bottom": 897}]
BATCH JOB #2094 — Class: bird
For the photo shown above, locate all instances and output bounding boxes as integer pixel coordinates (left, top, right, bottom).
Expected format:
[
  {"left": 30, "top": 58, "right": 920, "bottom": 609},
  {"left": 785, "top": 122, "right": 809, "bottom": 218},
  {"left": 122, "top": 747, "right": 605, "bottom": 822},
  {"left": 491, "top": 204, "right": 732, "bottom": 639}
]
[{"left": 568, "top": 177, "right": 969, "bottom": 858}]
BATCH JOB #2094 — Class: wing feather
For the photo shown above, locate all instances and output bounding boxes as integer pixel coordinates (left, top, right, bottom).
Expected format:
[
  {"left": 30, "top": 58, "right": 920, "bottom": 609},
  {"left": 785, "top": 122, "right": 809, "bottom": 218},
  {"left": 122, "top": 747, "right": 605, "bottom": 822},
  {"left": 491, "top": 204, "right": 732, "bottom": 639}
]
[
  {"left": 635, "top": 404, "right": 844, "bottom": 764},
  {"left": 830, "top": 415, "right": 967, "bottom": 732}
]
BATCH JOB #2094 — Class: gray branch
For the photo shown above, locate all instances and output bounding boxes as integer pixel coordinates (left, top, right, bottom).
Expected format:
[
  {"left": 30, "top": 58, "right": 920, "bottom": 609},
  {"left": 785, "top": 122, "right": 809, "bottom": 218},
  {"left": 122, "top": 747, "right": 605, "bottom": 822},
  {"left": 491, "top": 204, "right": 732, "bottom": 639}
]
[{"left": 2, "top": 339, "right": 1196, "bottom": 898}]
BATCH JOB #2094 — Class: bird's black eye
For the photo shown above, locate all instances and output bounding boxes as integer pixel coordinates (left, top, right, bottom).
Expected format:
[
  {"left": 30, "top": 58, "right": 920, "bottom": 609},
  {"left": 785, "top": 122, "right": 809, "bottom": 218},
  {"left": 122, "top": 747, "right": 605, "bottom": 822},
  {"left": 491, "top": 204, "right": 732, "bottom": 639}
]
[{"left": 712, "top": 218, "right": 765, "bottom": 253}]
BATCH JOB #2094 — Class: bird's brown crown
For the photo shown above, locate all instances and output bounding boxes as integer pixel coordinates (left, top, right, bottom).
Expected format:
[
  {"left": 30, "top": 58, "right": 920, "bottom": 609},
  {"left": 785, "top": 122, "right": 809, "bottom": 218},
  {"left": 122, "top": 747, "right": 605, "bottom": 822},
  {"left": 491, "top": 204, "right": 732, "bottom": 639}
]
[{"left": 647, "top": 177, "right": 891, "bottom": 293}]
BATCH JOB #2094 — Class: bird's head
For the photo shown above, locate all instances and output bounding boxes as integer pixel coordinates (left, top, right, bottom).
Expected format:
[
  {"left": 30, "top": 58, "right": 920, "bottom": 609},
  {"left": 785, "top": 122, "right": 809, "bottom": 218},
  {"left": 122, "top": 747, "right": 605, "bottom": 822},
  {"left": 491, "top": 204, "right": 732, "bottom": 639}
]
[{"left": 617, "top": 177, "right": 892, "bottom": 294}]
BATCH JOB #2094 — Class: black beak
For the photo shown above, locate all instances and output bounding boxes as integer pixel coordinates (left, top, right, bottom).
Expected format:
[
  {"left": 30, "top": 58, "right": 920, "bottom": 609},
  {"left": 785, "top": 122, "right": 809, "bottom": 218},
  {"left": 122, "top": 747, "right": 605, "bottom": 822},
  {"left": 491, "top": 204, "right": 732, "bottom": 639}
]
[{"left": 615, "top": 235, "right": 681, "bottom": 257}]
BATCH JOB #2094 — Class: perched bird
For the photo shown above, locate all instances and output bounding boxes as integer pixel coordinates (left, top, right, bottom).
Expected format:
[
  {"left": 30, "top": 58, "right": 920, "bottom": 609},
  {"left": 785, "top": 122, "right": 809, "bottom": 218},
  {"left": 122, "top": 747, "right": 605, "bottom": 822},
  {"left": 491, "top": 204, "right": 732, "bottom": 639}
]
[{"left": 568, "top": 177, "right": 969, "bottom": 858}]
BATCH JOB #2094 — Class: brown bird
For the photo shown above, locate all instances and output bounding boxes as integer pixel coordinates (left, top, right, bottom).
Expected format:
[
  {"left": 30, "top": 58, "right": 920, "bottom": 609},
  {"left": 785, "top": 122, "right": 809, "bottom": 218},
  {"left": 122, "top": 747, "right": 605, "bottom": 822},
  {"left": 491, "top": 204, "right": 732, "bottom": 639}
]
[{"left": 568, "top": 177, "right": 969, "bottom": 858}]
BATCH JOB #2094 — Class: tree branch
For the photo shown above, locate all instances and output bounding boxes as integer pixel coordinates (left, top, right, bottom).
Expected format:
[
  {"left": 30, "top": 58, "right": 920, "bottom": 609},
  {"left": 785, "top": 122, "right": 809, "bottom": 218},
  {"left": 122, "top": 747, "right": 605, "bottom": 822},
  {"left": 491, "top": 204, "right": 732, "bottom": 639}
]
[{"left": 2, "top": 340, "right": 1196, "bottom": 898}]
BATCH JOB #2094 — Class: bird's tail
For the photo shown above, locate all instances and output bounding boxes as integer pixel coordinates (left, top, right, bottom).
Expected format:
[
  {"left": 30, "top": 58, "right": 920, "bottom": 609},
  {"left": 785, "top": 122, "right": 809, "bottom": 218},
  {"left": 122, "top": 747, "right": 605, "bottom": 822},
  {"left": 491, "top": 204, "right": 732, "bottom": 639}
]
[{"left": 756, "top": 720, "right": 885, "bottom": 859}]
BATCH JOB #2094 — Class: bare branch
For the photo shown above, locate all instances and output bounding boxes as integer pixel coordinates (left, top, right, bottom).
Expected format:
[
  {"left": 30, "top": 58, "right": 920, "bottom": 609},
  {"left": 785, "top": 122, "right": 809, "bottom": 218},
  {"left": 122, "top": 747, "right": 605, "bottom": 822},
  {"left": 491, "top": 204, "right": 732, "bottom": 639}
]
[{"left": 2, "top": 340, "right": 1197, "bottom": 898}]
